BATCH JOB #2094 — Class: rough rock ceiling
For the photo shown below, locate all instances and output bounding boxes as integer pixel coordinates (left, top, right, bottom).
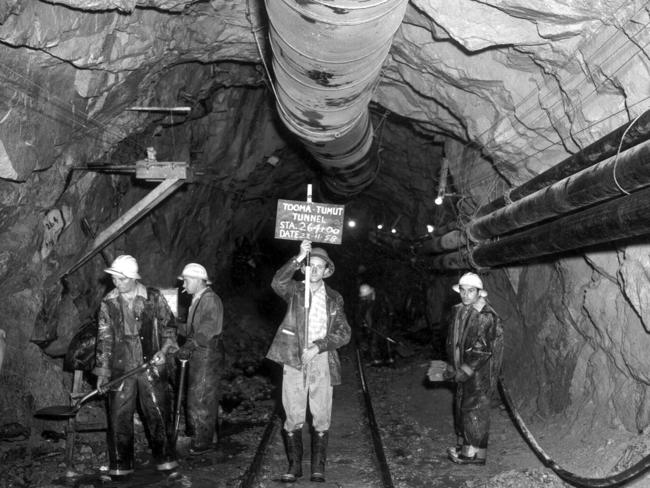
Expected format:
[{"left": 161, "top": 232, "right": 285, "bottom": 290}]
[{"left": 0, "top": 0, "right": 647, "bottom": 195}]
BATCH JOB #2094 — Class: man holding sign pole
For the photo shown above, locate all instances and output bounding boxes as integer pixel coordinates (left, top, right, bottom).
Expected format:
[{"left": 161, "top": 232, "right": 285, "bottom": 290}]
[{"left": 267, "top": 239, "right": 351, "bottom": 483}]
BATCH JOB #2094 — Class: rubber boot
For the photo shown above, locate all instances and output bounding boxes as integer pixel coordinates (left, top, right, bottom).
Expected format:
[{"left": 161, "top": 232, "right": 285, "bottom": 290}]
[
  {"left": 310, "top": 430, "right": 328, "bottom": 482},
  {"left": 281, "top": 429, "right": 303, "bottom": 482}
]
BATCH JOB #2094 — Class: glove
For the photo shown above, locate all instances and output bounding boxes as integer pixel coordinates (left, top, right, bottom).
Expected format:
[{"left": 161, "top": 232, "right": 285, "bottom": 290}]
[
  {"left": 96, "top": 375, "right": 110, "bottom": 394},
  {"left": 176, "top": 347, "right": 192, "bottom": 361},
  {"left": 442, "top": 365, "right": 456, "bottom": 381}
]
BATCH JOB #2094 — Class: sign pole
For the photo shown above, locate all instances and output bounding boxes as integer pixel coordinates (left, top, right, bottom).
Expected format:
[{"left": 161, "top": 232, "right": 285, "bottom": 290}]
[{"left": 303, "top": 185, "right": 313, "bottom": 386}]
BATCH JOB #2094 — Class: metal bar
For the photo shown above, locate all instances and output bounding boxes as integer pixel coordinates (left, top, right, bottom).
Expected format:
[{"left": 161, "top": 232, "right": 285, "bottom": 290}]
[
  {"left": 476, "top": 110, "right": 650, "bottom": 218},
  {"left": 61, "top": 178, "right": 184, "bottom": 277},
  {"left": 128, "top": 106, "right": 191, "bottom": 112}
]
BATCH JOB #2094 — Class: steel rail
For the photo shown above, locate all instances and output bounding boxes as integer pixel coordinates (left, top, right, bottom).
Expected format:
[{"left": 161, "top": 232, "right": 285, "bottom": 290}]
[{"left": 238, "top": 340, "right": 395, "bottom": 487}]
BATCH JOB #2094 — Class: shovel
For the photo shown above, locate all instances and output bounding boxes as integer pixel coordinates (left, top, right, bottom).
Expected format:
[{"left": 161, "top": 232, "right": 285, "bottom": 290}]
[
  {"left": 172, "top": 358, "right": 188, "bottom": 447},
  {"left": 34, "top": 360, "right": 154, "bottom": 419},
  {"left": 363, "top": 324, "right": 415, "bottom": 357}
]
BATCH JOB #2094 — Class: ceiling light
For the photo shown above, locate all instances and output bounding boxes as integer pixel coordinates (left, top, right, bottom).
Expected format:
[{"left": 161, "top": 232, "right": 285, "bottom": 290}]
[
  {"left": 426, "top": 224, "right": 434, "bottom": 233},
  {"left": 434, "top": 195, "right": 443, "bottom": 206},
  {"left": 347, "top": 220, "right": 356, "bottom": 228}
]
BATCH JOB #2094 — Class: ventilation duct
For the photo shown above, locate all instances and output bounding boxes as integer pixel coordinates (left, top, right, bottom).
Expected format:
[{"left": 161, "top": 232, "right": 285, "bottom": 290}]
[{"left": 265, "top": 0, "right": 408, "bottom": 200}]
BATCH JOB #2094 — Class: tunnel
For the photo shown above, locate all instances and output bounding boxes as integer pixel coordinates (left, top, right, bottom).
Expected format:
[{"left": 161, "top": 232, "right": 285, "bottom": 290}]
[{"left": 1, "top": 1, "right": 650, "bottom": 487}]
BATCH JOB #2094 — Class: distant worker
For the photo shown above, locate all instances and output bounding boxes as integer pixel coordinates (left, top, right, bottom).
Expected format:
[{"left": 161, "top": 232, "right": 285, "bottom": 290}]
[
  {"left": 176, "top": 263, "right": 224, "bottom": 455},
  {"left": 267, "top": 240, "right": 351, "bottom": 483},
  {"left": 357, "top": 284, "right": 396, "bottom": 366},
  {"left": 428, "top": 272, "right": 503, "bottom": 466},
  {"left": 93, "top": 255, "right": 179, "bottom": 478}
]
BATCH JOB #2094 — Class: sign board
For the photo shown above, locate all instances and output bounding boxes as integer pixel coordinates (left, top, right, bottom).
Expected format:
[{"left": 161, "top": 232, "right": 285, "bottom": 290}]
[{"left": 275, "top": 199, "right": 345, "bottom": 244}]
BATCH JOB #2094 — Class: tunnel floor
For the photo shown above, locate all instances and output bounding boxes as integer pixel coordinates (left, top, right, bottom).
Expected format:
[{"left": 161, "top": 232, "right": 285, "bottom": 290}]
[{"left": 1, "top": 346, "right": 647, "bottom": 487}]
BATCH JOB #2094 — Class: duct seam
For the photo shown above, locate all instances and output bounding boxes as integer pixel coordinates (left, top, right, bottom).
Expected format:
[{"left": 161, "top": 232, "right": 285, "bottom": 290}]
[{"left": 278, "top": 0, "right": 407, "bottom": 26}]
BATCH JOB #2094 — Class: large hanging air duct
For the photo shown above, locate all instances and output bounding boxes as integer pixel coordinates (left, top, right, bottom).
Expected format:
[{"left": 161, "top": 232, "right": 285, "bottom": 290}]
[{"left": 265, "top": 0, "right": 409, "bottom": 200}]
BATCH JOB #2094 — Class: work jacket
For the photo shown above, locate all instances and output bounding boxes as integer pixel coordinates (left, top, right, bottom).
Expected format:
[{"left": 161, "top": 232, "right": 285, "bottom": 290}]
[
  {"left": 93, "top": 283, "right": 176, "bottom": 379},
  {"left": 445, "top": 298, "right": 503, "bottom": 409},
  {"left": 266, "top": 258, "right": 351, "bottom": 385},
  {"left": 183, "top": 287, "right": 223, "bottom": 352}
]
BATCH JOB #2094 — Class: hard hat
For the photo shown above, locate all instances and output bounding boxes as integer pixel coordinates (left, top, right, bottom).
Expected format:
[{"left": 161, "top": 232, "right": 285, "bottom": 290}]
[
  {"left": 359, "top": 284, "right": 374, "bottom": 298},
  {"left": 309, "top": 248, "right": 334, "bottom": 277},
  {"left": 452, "top": 272, "right": 487, "bottom": 297},
  {"left": 178, "top": 263, "right": 212, "bottom": 285},
  {"left": 104, "top": 255, "right": 141, "bottom": 280}
]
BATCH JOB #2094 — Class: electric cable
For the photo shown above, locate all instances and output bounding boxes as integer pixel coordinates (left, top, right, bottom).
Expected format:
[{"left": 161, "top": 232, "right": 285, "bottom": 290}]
[
  {"left": 462, "top": 95, "right": 650, "bottom": 193},
  {"left": 612, "top": 108, "right": 649, "bottom": 195},
  {"left": 500, "top": 376, "right": 650, "bottom": 488},
  {"left": 461, "top": 5, "right": 650, "bottom": 188},
  {"left": 472, "top": 1, "right": 650, "bottom": 152},
  {"left": 0, "top": 61, "right": 149, "bottom": 156}
]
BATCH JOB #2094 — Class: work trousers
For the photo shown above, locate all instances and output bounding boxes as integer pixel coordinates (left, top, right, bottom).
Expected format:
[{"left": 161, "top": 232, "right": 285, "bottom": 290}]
[
  {"left": 282, "top": 352, "right": 332, "bottom": 432},
  {"left": 185, "top": 341, "right": 222, "bottom": 449},
  {"left": 107, "top": 368, "right": 176, "bottom": 472},
  {"left": 454, "top": 383, "right": 491, "bottom": 449}
]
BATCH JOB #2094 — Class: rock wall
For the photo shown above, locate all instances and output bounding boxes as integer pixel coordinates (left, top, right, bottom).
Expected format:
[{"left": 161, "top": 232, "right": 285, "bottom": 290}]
[
  {"left": 0, "top": 77, "right": 294, "bottom": 423},
  {"left": 482, "top": 245, "right": 650, "bottom": 435}
]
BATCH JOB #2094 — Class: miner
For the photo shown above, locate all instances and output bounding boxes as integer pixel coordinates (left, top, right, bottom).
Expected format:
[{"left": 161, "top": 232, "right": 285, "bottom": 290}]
[
  {"left": 176, "top": 262, "right": 224, "bottom": 455},
  {"left": 266, "top": 239, "right": 351, "bottom": 483},
  {"left": 428, "top": 272, "right": 503, "bottom": 465},
  {"left": 93, "top": 255, "right": 179, "bottom": 477}
]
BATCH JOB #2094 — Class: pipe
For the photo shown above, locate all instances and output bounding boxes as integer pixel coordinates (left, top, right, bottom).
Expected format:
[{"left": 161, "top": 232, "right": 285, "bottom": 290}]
[
  {"left": 476, "top": 110, "right": 650, "bottom": 217},
  {"left": 428, "top": 251, "right": 467, "bottom": 270},
  {"left": 418, "top": 229, "right": 467, "bottom": 255},
  {"left": 470, "top": 185, "right": 650, "bottom": 268},
  {"left": 432, "top": 222, "right": 459, "bottom": 237},
  {"left": 468, "top": 139, "right": 650, "bottom": 241},
  {"left": 266, "top": 0, "right": 408, "bottom": 199}
]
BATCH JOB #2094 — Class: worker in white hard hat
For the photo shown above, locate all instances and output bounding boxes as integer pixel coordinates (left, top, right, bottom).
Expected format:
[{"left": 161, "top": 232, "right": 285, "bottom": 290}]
[
  {"left": 93, "top": 254, "right": 179, "bottom": 477},
  {"left": 357, "top": 284, "right": 395, "bottom": 367},
  {"left": 427, "top": 271, "right": 503, "bottom": 466},
  {"left": 176, "top": 262, "right": 224, "bottom": 455},
  {"left": 266, "top": 240, "right": 351, "bottom": 483}
]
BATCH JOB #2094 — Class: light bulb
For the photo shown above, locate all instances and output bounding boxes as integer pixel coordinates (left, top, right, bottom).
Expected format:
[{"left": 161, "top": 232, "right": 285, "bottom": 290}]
[
  {"left": 426, "top": 225, "right": 434, "bottom": 233},
  {"left": 377, "top": 224, "right": 383, "bottom": 230},
  {"left": 347, "top": 220, "right": 356, "bottom": 228},
  {"left": 434, "top": 195, "right": 443, "bottom": 206}
]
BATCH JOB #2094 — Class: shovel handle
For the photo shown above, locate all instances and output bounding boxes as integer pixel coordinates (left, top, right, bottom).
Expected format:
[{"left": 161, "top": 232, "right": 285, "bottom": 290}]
[
  {"left": 364, "top": 324, "right": 397, "bottom": 343},
  {"left": 77, "top": 360, "right": 154, "bottom": 406},
  {"left": 173, "top": 359, "right": 188, "bottom": 444}
]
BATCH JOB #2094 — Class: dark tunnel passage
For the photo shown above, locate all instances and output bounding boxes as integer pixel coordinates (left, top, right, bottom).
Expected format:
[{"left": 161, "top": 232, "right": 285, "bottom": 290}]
[{"left": 1, "top": 1, "right": 650, "bottom": 487}]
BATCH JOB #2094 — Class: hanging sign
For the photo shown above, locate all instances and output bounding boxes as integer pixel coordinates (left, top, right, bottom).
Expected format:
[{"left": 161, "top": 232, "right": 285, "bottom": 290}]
[{"left": 275, "top": 199, "right": 345, "bottom": 244}]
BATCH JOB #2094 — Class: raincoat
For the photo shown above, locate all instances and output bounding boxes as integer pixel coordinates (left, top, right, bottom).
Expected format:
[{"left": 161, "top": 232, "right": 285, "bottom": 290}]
[
  {"left": 266, "top": 258, "right": 351, "bottom": 386},
  {"left": 94, "top": 283, "right": 177, "bottom": 473},
  {"left": 182, "top": 287, "right": 224, "bottom": 450},
  {"left": 444, "top": 297, "right": 503, "bottom": 450}
]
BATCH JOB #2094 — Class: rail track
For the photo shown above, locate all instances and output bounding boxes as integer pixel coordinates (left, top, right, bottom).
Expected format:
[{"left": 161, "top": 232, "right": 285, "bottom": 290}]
[{"left": 238, "top": 342, "right": 395, "bottom": 488}]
